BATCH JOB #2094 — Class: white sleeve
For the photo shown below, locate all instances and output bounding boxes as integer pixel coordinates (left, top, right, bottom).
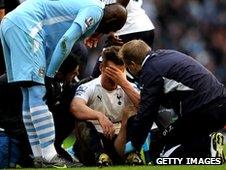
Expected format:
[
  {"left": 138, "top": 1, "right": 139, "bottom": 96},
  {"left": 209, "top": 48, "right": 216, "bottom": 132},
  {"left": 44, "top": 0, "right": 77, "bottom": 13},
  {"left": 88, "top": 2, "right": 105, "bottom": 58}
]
[
  {"left": 101, "top": 0, "right": 116, "bottom": 5},
  {"left": 74, "top": 83, "right": 93, "bottom": 103}
]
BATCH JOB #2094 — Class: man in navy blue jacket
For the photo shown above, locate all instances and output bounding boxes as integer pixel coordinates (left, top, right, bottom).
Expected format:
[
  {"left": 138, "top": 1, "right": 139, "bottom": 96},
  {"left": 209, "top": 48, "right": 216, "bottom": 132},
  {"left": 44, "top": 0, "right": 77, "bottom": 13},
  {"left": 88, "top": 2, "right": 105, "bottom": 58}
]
[{"left": 118, "top": 39, "right": 226, "bottom": 162}]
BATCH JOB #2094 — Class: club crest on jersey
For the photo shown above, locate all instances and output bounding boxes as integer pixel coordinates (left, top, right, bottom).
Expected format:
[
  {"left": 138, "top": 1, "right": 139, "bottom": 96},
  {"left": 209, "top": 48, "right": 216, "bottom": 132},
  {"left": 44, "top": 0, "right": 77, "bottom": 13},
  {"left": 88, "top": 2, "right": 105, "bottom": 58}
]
[
  {"left": 75, "top": 85, "right": 88, "bottom": 96},
  {"left": 38, "top": 67, "right": 45, "bottom": 78},
  {"left": 85, "top": 17, "right": 94, "bottom": 29}
]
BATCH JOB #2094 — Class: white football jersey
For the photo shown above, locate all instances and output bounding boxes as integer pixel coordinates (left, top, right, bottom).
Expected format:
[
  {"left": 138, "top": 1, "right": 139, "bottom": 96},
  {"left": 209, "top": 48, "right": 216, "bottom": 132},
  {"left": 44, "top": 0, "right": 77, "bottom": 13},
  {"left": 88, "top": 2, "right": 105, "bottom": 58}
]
[
  {"left": 74, "top": 76, "right": 139, "bottom": 134},
  {"left": 102, "top": 0, "right": 154, "bottom": 35}
]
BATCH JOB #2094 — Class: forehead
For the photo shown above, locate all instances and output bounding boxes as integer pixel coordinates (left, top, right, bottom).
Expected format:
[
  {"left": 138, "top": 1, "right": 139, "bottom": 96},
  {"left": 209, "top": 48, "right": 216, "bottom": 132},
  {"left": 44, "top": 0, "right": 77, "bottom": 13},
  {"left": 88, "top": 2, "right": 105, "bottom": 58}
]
[{"left": 104, "top": 61, "right": 124, "bottom": 71}]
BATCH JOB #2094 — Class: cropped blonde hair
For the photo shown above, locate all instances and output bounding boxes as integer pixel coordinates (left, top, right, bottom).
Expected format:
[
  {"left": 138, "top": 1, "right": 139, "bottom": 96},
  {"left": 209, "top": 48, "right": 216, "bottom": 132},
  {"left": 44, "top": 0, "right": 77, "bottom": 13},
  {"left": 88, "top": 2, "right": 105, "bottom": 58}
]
[{"left": 119, "top": 40, "right": 151, "bottom": 65}]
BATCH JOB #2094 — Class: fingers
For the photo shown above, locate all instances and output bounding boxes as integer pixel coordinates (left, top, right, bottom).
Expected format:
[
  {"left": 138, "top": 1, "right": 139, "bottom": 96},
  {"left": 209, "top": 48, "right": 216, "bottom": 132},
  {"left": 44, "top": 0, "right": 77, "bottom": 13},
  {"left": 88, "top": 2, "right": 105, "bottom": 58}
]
[
  {"left": 99, "top": 115, "right": 115, "bottom": 139},
  {"left": 103, "top": 122, "right": 115, "bottom": 139},
  {"left": 107, "top": 65, "right": 119, "bottom": 72},
  {"left": 105, "top": 66, "right": 121, "bottom": 77},
  {"left": 104, "top": 125, "right": 115, "bottom": 140},
  {"left": 107, "top": 127, "right": 115, "bottom": 140},
  {"left": 84, "top": 38, "right": 99, "bottom": 48},
  {"left": 84, "top": 38, "right": 92, "bottom": 48},
  {"left": 108, "top": 33, "right": 124, "bottom": 46},
  {"left": 105, "top": 66, "right": 126, "bottom": 86}
]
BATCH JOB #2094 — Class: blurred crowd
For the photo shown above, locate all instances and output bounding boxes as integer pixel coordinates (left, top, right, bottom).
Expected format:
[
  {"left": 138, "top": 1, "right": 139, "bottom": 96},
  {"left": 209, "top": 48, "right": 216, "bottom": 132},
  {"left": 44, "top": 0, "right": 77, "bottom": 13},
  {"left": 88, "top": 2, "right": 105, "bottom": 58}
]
[{"left": 144, "top": 0, "right": 226, "bottom": 84}]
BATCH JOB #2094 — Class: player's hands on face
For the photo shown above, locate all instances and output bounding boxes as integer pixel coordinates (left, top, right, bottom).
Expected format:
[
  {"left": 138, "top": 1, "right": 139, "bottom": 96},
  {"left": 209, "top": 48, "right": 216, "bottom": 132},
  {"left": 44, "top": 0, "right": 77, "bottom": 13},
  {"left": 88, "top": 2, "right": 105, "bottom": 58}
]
[
  {"left": 84, "top": 33, "right": 102, "bottom": 48},
  {"left": 105, "top": 65, "right": 126, "bottom": 87},
  {"left": 107, "top": 32, "right": 123, "bottom": 46},
  {"left": 97, "top": 112, "right": 115, "bottom": 139}
]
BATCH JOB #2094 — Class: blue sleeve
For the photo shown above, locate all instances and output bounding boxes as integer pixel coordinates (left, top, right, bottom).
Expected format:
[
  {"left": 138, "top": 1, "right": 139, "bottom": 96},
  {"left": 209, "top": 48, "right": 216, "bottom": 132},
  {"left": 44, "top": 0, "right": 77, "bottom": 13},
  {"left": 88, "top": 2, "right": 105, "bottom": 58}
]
[{"left": 46, "top": 6, "right": 103, "bottom": 78}]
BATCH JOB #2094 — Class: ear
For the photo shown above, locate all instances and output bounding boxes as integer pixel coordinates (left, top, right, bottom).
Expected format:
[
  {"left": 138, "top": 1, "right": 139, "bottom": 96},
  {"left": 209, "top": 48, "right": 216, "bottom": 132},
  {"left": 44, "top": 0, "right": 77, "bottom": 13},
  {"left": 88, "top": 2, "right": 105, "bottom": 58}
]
[
  {"left": 131, "top": 61, "right": 136, "bottom": 66},
  {"left": 99, "top": 63, "right": 103, "bottom": 72}
]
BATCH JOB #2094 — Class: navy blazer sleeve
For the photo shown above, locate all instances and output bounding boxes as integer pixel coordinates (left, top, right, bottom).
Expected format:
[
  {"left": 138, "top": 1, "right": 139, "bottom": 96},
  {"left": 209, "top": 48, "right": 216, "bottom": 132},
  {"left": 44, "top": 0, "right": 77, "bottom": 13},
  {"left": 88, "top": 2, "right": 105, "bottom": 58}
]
[{"left": 127, "top": 63, "right": 164, "bottom": 149}]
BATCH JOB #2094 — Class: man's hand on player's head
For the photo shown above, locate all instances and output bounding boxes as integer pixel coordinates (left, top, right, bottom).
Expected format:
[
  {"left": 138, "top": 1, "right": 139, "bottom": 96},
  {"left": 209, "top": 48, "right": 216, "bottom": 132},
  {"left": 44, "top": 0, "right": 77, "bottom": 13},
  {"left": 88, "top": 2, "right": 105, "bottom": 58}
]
[
  {"left": 84, "top": 33, "right": 102, "bottom": 48},
  {"left": 107, "top": 32, "right": 123, "bottom": 46}
]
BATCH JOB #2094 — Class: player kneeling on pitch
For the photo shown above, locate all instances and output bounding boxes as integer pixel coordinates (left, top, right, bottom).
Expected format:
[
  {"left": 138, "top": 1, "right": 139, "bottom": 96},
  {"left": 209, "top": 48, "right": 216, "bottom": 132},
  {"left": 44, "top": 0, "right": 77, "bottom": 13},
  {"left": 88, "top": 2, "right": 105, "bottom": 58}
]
[
  {"left": 70, "top": 46, "right": 144, "bottom": 166},
  {"left": 119, "top": 40, "right": 226, "bottom": 164}
]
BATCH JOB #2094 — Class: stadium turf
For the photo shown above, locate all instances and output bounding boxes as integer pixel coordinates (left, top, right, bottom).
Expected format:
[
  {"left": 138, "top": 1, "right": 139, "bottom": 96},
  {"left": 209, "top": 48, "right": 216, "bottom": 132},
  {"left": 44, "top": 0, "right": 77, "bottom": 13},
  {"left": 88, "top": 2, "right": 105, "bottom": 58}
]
[
  {"left": 24, "top": 164, "right": 226, "bottom": 170},
  {"left": 16, "top": 136, "right": 226, "bottom": 169},
  {"left": 60, "top": 137, "right": 226, "bottom": 170}
]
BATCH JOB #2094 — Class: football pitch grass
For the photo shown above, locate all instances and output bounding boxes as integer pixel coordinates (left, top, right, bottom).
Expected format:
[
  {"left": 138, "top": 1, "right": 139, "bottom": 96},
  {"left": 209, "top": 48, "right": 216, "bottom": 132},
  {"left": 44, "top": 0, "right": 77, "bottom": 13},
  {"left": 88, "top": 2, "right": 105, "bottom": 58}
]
[
  {"left": 29, "top": 165, "right": 226, "bottom": 170},
  {"left": 18, "top": 140, "right": 226, "bottom": 170}
]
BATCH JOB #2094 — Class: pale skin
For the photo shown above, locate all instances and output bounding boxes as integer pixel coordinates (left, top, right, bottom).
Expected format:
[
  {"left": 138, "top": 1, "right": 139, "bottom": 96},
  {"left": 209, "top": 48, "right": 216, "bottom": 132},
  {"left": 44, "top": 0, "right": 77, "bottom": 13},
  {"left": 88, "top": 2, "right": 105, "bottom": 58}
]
[
  {"left": 105, "top": 64, "right": 140, "bottom": 108},
  {"left": 70, "top": 61, "right": 140, "bottom": 141},
  {"left": 114, "top": 105, "right": 137, "bottom": 157},
  {"left": 105, "top": 64, "right": 140, "bottom": 157}
]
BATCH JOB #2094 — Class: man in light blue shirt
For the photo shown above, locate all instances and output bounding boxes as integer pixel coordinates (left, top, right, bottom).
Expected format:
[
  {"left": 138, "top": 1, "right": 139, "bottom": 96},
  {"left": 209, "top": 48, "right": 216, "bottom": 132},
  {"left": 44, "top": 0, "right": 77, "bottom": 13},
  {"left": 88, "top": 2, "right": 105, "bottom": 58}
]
[{"left": 0, "top": 0, "right": 127, "bottom": 168}]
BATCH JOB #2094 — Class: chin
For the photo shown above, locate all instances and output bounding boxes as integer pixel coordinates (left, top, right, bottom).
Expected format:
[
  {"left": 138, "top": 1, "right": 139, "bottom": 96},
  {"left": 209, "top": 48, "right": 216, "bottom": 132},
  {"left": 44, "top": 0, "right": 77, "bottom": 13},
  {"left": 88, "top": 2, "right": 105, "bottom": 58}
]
[{"left": 107, "top": 84, "right": 117, "bottom": 91}]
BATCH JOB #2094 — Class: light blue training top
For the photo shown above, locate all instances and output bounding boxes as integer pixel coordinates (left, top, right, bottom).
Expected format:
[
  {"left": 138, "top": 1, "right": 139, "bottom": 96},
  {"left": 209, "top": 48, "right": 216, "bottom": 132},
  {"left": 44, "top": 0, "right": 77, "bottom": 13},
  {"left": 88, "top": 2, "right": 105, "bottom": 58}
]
[{"left": 5, "top": 0, "right": 105, "bottom": 77}]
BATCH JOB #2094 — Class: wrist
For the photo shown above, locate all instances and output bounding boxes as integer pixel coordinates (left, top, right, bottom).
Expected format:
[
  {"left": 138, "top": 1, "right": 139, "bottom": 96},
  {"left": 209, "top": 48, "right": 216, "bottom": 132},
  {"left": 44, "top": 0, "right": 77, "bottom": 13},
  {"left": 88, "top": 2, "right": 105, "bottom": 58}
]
[
  {"left": 120, "top": 80, "right": 130, "bottom": 88},
  {"left": 96, "top": 111, "right": 103, "bottom": 120}
]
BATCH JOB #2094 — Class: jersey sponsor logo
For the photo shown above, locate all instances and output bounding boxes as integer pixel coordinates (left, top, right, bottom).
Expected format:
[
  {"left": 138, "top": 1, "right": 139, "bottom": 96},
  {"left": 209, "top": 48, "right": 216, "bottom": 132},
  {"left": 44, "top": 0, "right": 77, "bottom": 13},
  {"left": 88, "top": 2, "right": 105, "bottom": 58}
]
[
  {"left": 75, "top": 86, "right": 88, "bottom": 96},
  {"left": 85, "top": 17, "right": 94, "bottom": 29},
  {"left": 97, "top": 95, "right": 102, "bottom": 101}
]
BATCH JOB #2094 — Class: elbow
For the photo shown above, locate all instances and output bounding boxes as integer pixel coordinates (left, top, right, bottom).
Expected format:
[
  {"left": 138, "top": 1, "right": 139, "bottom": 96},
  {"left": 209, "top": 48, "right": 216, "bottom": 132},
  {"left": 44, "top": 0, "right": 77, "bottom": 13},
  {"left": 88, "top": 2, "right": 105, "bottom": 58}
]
[
  {"left": 61, "top": 37, "right": 68, "bottom": 53},
  {"left": 70, "top": 102, "right": 81, "bottom": 119}
]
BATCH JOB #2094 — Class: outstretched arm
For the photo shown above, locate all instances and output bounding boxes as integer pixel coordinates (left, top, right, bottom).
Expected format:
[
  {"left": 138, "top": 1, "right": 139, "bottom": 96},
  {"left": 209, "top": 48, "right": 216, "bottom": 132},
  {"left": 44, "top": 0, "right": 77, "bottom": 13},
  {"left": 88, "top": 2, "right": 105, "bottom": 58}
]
[
  {"left": 46, "top": 7, "right": 103, "bottom": 78},
  {"left": 127, "top": 73, "right": 163, "bottom": 150},
  {"left": 46, "top": 23, "right": 83, "bottom": 78}
]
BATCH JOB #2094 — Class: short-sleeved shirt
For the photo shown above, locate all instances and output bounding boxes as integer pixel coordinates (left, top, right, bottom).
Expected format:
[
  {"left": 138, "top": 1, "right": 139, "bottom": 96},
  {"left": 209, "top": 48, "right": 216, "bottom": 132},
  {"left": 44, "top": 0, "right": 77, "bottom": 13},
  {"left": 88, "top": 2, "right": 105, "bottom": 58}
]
[
  {"left": 74, "top": 76, "right": 139, "bottom": 134},
  {"left": 102, "top": 0, "right": 154, "bottom": 35}
]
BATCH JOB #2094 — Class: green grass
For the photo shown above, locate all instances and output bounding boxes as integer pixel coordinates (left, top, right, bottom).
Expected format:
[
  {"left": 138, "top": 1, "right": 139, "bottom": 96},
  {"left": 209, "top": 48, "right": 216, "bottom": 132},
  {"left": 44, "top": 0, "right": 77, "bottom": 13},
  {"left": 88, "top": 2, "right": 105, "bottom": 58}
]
[
  {"left": 55, "top": 136, "right": 226, "bottom": 170},
  {"left": 23, "top": 165, "right": 226, "bottom": 170},
  {"left": 62, "top": 134, "right": 76, "bottom": 149}
]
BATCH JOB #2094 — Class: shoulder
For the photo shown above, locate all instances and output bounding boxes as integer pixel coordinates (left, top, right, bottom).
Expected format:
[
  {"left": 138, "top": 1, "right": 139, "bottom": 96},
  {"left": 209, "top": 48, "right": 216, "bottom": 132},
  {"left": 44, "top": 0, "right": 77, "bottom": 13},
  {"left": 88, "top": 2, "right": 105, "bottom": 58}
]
[{"left": 75, "top": 78, "right": 100, "bottom": 95}]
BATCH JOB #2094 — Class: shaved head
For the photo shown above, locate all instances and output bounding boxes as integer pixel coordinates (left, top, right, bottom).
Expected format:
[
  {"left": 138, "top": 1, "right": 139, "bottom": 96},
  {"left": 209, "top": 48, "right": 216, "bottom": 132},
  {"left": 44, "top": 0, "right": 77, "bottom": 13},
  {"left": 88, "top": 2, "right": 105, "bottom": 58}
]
[{"left": 96, "top": 3, "right": 127, "bottom": 34}]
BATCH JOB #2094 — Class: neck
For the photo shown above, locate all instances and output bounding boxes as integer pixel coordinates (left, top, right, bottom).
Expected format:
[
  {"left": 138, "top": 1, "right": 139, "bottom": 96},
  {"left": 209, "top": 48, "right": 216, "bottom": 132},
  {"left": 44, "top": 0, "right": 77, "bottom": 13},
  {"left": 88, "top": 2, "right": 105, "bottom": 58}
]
[{"left": 101, "top": 79, "right": 117, "bottom": 91}]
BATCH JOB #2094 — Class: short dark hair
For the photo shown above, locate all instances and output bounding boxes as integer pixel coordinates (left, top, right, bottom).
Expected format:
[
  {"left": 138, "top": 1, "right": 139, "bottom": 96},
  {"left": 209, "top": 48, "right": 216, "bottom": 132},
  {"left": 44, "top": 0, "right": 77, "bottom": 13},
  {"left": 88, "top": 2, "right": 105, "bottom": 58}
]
[
  {"left": 58, "top": 52, "right": 81, "bottom": 74},
  {"left": 96, "top": 3, "right": 127, "bottom": 34},
  {"left": 102, "top": 46, "right": 124, "bottom": 66}
]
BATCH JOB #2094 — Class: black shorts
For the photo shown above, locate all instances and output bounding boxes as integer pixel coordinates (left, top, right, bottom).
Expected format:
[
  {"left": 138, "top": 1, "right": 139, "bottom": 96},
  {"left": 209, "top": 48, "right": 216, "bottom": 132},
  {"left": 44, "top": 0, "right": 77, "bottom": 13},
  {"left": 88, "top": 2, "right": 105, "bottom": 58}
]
[
  {"left": 157, "top": 97, "right": 226, "bottom": 158},
  {"left": 73, "top": 121, "right": 122, "bottom": 166}
]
